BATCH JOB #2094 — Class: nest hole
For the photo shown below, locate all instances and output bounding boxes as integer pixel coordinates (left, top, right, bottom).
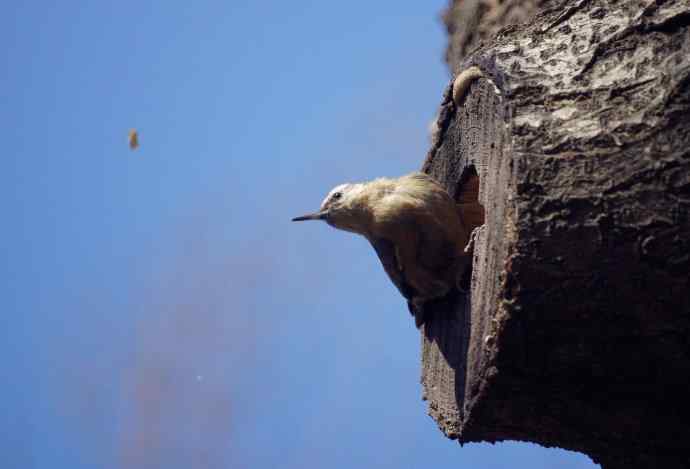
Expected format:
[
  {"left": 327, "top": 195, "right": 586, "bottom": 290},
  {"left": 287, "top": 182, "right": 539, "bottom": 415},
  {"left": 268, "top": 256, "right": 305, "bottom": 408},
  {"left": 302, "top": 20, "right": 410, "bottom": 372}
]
[{"left": 456, "top": 166, "right": 485, "bottom": 289}]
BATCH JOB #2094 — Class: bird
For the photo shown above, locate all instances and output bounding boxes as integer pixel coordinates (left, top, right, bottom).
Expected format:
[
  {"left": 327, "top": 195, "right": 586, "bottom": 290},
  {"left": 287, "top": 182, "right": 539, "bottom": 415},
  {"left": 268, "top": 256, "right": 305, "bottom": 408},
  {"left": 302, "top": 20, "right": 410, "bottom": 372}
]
[
  {"left": 128, "top": 129, "right": 139, "bottom": 150},
  {"left": 292, "top": 172, "right": 479, "bottom": 328}
]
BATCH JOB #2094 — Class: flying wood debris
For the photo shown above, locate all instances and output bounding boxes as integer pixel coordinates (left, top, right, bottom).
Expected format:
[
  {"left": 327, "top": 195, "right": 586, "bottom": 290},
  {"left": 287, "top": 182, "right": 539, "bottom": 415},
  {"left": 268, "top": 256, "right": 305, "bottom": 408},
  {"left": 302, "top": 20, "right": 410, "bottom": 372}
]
[{"left": 128, "top": 129, "right": 139, "bottom": 150}]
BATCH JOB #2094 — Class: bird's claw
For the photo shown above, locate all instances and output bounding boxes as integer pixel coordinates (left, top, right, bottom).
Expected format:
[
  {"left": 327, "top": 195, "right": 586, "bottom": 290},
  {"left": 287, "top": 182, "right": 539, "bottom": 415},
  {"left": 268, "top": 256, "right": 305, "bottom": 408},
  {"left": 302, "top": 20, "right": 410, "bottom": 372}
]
[
  {"left": 464, "top": 224, "right": 486, "bottom": 253},
  {"left": 408, "top": 298, "right": 426, "bottom": 329}
]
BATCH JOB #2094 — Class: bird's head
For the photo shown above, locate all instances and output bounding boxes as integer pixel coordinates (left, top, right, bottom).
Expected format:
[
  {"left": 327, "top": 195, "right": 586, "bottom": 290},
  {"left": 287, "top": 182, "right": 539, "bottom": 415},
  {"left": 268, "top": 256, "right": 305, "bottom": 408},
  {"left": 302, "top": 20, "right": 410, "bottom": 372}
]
[{"left": 292, "top": 183, "right": 369, "bottom": 234}]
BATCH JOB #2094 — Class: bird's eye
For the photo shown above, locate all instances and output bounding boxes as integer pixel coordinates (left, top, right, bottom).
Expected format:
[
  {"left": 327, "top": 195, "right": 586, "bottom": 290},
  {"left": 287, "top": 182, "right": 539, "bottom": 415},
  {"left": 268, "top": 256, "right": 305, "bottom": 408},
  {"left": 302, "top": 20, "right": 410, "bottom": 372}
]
[{"left": 332, "top": 192, "right": 342, "bottom": 200}]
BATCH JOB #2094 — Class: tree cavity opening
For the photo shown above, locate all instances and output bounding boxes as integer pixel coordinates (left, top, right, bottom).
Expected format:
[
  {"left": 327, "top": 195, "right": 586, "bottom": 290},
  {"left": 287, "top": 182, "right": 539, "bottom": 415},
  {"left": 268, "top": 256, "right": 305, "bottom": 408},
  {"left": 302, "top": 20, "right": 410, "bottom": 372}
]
[{"left": 456, "top": 166, "right": 484, "bottom": 289}]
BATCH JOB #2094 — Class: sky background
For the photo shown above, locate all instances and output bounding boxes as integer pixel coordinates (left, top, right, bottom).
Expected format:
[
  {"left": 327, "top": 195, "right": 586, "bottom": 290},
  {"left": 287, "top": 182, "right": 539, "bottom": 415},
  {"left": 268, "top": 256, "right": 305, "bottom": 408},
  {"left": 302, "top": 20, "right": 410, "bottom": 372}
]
[{"left": 2, "top": 2, "right": 598, "bottom": 468}]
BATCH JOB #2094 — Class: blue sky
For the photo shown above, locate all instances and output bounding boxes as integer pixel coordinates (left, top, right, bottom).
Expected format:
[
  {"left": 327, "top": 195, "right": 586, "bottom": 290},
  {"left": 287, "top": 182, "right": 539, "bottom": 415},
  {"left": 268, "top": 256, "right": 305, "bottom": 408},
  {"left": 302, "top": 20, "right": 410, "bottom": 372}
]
[{"left": 2, "top": 2, "right": 597, "bottom": 468}]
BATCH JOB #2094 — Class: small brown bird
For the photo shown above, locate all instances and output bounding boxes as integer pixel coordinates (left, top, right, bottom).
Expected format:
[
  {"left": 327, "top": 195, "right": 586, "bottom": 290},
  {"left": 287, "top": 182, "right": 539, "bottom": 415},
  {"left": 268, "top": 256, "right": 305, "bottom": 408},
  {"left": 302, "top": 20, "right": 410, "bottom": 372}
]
[
  {"left": 293, "top": 172, "right": 477, "bottom": 327},
  {"left": 128, "top": 129, "right": 139, "bottom": 150}
]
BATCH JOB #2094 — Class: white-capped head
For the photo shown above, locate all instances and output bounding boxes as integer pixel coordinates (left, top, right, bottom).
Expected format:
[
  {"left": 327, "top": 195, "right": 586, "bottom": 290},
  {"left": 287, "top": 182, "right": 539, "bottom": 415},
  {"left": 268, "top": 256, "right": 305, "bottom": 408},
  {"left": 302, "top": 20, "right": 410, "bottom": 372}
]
[{"left": 292, "top": 182, "right": 367, "bottom": 234}]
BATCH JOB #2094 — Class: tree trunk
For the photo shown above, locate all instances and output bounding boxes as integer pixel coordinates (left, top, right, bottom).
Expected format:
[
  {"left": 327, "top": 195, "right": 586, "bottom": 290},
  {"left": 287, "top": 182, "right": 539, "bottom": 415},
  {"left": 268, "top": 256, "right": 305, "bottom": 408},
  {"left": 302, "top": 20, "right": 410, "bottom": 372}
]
[
  {"left": 442, "top": 0, "right": 546, "bottom": 74},
  {"left": 421, "top": 1, "right": 690, "bottom": 467}
]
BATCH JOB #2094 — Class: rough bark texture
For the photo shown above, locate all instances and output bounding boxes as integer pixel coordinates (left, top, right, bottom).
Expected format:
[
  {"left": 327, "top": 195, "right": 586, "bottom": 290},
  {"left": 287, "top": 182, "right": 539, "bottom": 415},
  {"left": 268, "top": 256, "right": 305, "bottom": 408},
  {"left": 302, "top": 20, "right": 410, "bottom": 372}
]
[
  {"left": 442, "top": 0, "right": 547, "bottom": 74},
  {"left": 421, "top": 1, "right": 690, "bottom": 467}
]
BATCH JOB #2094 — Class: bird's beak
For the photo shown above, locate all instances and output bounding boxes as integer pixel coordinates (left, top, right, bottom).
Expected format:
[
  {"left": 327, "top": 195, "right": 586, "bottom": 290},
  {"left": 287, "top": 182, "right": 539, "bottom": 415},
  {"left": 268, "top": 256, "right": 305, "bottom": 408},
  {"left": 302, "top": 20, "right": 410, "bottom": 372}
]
[{"left": 292, "top": 210, "right": 327, "bottom": 222}]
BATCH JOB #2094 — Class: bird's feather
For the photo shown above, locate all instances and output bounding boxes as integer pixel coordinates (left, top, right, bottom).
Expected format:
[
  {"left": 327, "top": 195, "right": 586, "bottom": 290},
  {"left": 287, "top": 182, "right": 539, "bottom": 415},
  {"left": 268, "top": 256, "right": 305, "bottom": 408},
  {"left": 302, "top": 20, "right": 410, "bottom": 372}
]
[
  {"left": 369, "top": 237, "right": 415, "bottom": 300},
  {"left": 369, "top": 237, "right": 425, "bottom": 324}
]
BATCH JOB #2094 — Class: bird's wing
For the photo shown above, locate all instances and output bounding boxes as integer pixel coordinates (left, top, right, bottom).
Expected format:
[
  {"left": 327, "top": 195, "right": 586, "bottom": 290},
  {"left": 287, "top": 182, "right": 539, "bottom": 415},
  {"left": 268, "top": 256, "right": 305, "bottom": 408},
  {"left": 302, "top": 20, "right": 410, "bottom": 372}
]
[
  {"left": 369, "top": 237, "right": 415, "bottom": 300},
  {"left": 369, "top": 236, "right": 425, "bottom": 326}
]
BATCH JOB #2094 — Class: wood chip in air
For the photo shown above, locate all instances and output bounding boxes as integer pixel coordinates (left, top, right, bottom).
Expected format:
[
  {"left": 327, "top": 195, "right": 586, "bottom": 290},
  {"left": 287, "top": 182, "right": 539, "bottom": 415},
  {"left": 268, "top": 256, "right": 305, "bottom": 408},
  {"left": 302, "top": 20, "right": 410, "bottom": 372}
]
[{"left": 128, "top": 129, "right": 139, "bottom": 150}]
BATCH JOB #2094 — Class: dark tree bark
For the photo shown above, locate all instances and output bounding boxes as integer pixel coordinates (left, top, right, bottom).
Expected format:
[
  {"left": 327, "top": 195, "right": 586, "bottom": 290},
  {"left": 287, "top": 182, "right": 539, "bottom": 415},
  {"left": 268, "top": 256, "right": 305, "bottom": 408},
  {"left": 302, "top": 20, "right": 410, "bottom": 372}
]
[
  {"left": 421, "top": 1, "right": 690, "bottom": 468},
  {"left": 442, "top": 0, "right": 546, "bottom": 74}
]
